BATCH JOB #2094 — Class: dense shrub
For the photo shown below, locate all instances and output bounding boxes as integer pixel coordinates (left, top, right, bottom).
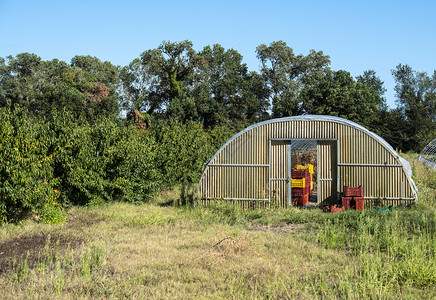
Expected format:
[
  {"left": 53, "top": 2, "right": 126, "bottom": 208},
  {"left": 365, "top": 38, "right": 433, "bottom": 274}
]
[
  {"left": 151, "top": 119, "right": 233, "bottom": 188},
  {"left": 45, "top": 111, "right": 161, "bottom": 206},
  {"left": 0, "top": 105, "right": 61, "bottom": 223},
  {"left": 0, "top": 104, "right": 233, "bottom": 223}
]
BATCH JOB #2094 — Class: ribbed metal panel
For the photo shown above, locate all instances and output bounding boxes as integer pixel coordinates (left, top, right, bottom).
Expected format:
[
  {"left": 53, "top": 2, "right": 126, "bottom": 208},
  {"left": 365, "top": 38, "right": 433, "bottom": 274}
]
[
  {"left": 317, "top": 141, "right": 337, "bottom": 204},
  {"left": 197, "top": 116, "right": 417, "bottom": 207},
  {"left": 270, "top": 140, "right": 289, "bottom": 207},
  {"left": 338, "top": 165, "right": 412, "bottom": 199}
]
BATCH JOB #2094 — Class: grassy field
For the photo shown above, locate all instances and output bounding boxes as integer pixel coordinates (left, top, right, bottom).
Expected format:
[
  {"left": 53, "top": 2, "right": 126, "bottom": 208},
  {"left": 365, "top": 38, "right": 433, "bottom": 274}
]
[{"left": 0, "top": 155, "right": 435, "bottom": 299}]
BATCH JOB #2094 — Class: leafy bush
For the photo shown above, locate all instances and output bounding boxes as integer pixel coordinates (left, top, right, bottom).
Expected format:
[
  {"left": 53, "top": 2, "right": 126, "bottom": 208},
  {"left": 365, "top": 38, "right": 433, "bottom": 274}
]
[
  {"left": 0, "top": 103, "right": 232, "bottom": 223},
  {"left": 151, "top": 119, "right": 233, "bottom": 188},
  {"left": 0, "top": 104, "right": 61, "bottom": 223},
  {"left": 48, "top": 111, "right": 161, "bottom": 206}
]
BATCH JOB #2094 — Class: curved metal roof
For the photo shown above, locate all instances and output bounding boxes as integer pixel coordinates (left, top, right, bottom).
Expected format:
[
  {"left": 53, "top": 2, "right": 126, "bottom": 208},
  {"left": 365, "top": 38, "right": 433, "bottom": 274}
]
[{"left": 204, "top": 115, "right": 417, "bottom": 198}]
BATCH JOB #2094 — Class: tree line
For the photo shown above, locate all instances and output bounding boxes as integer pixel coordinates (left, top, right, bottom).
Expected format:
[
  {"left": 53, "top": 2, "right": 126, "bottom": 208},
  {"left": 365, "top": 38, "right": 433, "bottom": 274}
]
[
  {"left": 1, "top": 40, "right": 435, "bottom": 151},
  {"left": 0, "top": 40, "right": 435, "bottom": 223}
]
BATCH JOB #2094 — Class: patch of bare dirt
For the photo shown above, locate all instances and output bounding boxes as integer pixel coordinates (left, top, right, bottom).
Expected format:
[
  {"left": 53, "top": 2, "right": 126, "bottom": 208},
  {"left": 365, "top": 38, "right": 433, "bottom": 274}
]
[{"left": 0, "top": 233, "right": 83, "bottom": 274}]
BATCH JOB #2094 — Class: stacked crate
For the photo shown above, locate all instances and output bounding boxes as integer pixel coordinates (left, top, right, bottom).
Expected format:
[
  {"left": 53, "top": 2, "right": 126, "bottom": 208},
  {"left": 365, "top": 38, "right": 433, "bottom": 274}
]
[
  {"left": 296, "top": 164, "right": 314, "bottom": 194},
  {"left": 342, "top": 185, "right": 364, "bottom": 211},
  {"left": 291, "top": 164, "right": 314, "bottom": 206}
]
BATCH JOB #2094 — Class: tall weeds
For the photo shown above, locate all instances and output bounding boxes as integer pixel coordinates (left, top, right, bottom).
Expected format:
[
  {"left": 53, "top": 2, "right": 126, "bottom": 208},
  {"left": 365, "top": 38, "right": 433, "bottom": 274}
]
[{"left": 315, "top": 210, "right": 435, "bottom": 289}]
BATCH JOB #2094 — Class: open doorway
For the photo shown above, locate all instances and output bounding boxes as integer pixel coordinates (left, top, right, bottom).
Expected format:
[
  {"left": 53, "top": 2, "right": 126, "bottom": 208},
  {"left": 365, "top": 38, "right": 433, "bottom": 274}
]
[
  {"left": 290, "top": 140, "right": 318, "bottom": 204},
  {"left": 269, "top": 139, "right": 337, "bottom": 207}
]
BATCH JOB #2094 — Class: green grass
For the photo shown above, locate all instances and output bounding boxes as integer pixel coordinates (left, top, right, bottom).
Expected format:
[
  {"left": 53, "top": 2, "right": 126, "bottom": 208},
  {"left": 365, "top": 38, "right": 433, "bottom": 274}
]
[{"left": 0, "top": 157, "right": 435, "bottom": 299}]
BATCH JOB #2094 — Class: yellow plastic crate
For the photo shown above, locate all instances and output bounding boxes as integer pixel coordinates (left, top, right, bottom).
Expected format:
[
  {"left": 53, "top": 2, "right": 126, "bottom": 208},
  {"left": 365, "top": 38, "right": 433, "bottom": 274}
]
[
  {"left": 291, "top": 178, "right": 306, "bottom": 188},
  {"left": 296, "top": 164, "right": 314, "bottom": 174}
]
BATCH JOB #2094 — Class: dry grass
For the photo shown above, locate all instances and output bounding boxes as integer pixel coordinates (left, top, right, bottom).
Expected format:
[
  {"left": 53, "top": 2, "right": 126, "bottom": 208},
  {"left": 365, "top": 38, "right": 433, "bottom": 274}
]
[
  {"left": 0, "top": 156, "right": 435, "bottom": 299},
  {"left": 0, "top": 203, "right": 350, "bottom": 299}
]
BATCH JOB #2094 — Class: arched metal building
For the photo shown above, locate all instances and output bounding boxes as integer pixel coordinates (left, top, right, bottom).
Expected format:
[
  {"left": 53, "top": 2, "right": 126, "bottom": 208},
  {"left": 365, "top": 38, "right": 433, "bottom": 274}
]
[{"left": 197, "top": 115, "right": 418, "bottom": 208}]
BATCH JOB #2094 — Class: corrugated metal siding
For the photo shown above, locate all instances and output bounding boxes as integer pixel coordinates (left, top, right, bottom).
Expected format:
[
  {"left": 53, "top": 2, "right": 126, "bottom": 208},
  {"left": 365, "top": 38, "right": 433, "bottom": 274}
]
[
  {"left": 318, "top": 141, "right": 337, "bottom": 204},
  {"left": 338, "top": 124, "right": 396, "bottom": 164},
  {"left": 270, "top": 140, "right": 289, "bottom": 207},
  {"left": 198, "top": 166, "right": 268, "bottom": 200},
  {"left": 339, "top": 166, "right": 412, "bottom": 199},
  {"left": 270, "top": 121, "right": 338, "bottom": 139},
  {"left": 198, "top": 118, "right": 417, "bottom": 207},
  {"left": 214, "top": 125, "right": 270, "bottom": 165}
]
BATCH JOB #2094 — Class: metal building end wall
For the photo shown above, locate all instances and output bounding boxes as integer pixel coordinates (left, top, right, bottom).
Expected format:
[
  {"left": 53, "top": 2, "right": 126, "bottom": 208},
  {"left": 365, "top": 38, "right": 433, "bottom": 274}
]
[{"left": 197, "top": 115, "right": 418, "bottom": 208}]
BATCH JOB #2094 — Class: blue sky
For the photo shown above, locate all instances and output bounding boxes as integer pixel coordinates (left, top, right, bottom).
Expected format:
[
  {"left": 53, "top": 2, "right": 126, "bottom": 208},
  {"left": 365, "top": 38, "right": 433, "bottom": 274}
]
[{"left": 1, "top": 0, "right": 435, "bottom": 108}]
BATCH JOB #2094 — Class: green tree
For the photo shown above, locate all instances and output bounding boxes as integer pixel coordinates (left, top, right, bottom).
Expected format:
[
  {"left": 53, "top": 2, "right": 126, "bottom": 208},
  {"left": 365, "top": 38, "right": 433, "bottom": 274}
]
[
  {"left": 119, "top": 57, "right": 163, "bottom": 114},
  {"left": 356, "top": 70, "right": 387, "bottom": 102},
  {"left": 0, "top": 104, "right": 62, "bottom": 223},
  {"left": 256, "top": 41, "right": 330, "bottom": 117},
  {"left": 302, "top": 70, "right": 383, "bottom": 127},
  {"left": 0, "top": 53, "right": 43, "bottom": 111},
  {"left": 392, "top": 64, "right": 436, "bottom": 151},
  {"left": 70, "top": 55, "right": 121, "bottom": 119},
  {"left": 120, "top": 41, "right": 203, "bottom": 121},
  {"left": 0, "top": 53, "right": 120, "bottom": 121},
  {"left": 193, "top": 44, "right": 269, "bottom": 129}
]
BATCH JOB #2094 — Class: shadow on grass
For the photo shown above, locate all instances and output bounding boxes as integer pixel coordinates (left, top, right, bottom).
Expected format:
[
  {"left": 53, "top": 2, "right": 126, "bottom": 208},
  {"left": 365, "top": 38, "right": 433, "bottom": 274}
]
[{"left": 157, "top": 184, "right": 195, "bottom": 207}]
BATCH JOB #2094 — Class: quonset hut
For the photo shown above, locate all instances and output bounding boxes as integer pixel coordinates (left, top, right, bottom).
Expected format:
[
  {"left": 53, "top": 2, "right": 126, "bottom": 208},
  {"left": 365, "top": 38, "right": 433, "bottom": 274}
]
[{"left": 197, "top": 115, "right": 418, "bottom": 208}]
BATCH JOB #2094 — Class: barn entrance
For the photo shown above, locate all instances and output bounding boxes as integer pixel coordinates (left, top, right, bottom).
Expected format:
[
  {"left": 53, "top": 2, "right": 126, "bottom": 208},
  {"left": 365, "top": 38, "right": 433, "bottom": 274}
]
[{"left": 269, "top": 139, "right": 337, "bottom": 207}]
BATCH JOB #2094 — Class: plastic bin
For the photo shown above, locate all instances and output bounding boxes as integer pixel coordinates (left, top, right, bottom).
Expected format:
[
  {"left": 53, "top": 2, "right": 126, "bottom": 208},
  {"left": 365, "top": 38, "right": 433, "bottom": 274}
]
[
  {"left": 291, "top": 178, "right": 309, "bottom": 188},
  {"left": 291, "top": 186, "right": 310, "bottom": 196},
  {"left": 342, "top": 197, "right": 352, "bottom": 209},
  {"left": 374, "top": 206, "right": 394, "bottom": 212},
  {"left": 292, "top": 193, "right": 309, "bottom": 206},
  {"left": 355, "top": 197, "right": 365, "bottom": 211},
  {"left": 291, "top": 168, "right": 309, "bottom": 179},
  {"left": 330, "top": 205, "right": 345, "bottom": 213},
  {"left": 344, "top": 185, "right": 363, "bottom": 197},
  {"left": 296, "top": 164, "right": 314, "bottom": 174}
]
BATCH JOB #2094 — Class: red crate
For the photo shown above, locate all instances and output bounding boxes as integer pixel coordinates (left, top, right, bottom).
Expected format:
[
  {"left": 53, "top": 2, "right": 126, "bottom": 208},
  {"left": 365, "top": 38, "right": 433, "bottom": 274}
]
[
  {"left": 355, "top": 197, "right": 365, "bottom": 211},
  {"left": 331, "top": 205, "right": 345, "bottom": 213},
  {"left": 292, "top": 193, "right": 309, "bottom": 206},
  {"left": 291, "top": 185, "right": 310, "bottom": 196},
  {"left": 343, "top": 185, "right": 363, "bottom": 197},
  {"left": 342, "top": 197, "right": 353, "bottom": 209},
  {"left": 291, "top": 168, "right": 309, "bottom": 179}
]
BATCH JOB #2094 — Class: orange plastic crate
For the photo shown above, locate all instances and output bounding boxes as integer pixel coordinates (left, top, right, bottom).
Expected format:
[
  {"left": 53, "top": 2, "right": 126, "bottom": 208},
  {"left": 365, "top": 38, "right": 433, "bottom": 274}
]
[{"left": 331, "top": 205, "right": 345, "bottom": 213}]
